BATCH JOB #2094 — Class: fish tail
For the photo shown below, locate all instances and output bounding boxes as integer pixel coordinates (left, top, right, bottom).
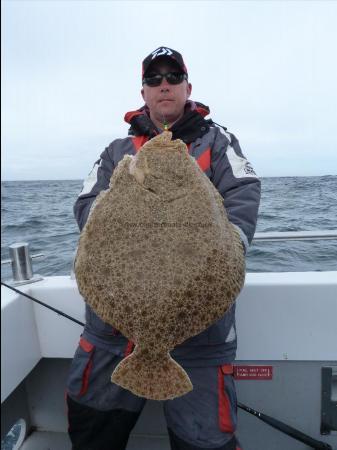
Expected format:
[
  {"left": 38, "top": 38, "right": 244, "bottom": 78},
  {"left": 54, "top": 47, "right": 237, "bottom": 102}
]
[{"left": 111, "top": 347, "right": 193, "bottom": 400}]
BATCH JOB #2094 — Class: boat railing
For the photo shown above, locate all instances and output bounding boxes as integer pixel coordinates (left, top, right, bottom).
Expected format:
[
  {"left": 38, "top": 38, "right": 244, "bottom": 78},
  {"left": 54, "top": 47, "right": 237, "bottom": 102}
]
[
  {"left": 253, "top": 230, "right": 337, "bottom": 241},
  {"left": 1, "top": 230, "right": 337, "bottom": 286}
]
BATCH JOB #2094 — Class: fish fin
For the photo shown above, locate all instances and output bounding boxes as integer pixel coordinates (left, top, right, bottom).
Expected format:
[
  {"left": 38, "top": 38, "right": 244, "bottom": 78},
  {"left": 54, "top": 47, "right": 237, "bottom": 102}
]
[{"left": 111, "top": 348, "right": 193, "bottom": 400}]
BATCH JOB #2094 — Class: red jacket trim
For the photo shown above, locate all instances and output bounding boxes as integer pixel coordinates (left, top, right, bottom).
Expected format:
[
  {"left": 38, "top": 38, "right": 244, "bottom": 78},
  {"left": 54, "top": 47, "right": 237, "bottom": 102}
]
[
  {"left": 221, "top": 364, "right": 234, "bottom": 375},
  {"left": 79, "top": 358, "right": 93, "bottom": 396},
  {"left": 124, "top": 340, "right": 134, "bottom": 357},
  {"left": 195, "top": 105, "right": 210, "bottom": 117},
  {"left": 78, "top": 337, "right": 95, "bottom": 396},
  {"left": 218, "top": 366, "right": 235, "bottom": 433},
  {"left": 132, "top": 135, "right": 149, "bottom": 152},
  {"left": 133, "top": 139, "right": 210, "bottom": 173},
  {"left": 79, "top": 337, "right": 94, "bottom": 353},
  {"left": 124, "top": 110, "right": 143, "bottom": 124},
  {"left": 196, "top": 147, "right": 211, "bottom": 172}
]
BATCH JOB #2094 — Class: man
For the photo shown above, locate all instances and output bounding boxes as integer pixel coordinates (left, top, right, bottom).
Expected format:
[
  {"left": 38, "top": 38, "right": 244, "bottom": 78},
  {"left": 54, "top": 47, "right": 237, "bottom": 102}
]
[{"left": 67, "top": 46, "right": 260, "bottom": 450}]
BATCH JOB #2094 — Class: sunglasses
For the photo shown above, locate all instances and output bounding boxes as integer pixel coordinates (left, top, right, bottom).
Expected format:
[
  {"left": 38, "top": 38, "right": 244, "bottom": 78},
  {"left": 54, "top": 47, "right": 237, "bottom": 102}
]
[{"left": 142, "top": 72, "right": 188, "bottom": 87}]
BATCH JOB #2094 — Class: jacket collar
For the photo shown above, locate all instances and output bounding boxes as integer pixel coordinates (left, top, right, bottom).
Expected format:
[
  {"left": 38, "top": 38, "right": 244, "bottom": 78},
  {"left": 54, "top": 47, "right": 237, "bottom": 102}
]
[{"left": 124, "top": 101, "right": 211, "bottom": 144}]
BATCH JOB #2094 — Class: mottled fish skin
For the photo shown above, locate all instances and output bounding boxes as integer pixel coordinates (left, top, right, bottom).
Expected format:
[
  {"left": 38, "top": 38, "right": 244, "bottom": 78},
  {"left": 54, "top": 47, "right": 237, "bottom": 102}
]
[{"left": 75, "top": 131, "right": 245, "bottom": 400}]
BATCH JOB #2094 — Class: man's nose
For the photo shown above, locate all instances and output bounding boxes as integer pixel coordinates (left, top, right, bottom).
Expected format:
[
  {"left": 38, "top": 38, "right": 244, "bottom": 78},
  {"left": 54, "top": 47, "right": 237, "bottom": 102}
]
[{"left": 160, "top": 77, "right": 171, "bottom": 90}]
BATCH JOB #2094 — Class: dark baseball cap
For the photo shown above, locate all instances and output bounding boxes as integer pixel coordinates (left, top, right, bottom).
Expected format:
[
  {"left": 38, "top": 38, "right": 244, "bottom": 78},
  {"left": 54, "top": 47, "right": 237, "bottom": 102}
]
[{"left": 142, "top": 47, "right": 188, "bottom": 78}]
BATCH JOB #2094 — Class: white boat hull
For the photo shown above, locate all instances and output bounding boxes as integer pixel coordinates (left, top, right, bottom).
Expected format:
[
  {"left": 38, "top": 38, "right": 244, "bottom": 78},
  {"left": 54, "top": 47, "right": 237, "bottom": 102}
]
[{"left": 2, "top": 272, "right": 337, "bottom": 449}]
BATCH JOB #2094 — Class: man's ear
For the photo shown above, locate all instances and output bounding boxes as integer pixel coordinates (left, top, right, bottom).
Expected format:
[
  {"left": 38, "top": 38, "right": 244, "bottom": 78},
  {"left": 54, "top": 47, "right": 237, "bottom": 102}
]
[
  {"left": 187, "top": 83, "right": 192, "bottom": 99},
  {"left": 141, "top": 88, "right": 145, "bottom": 101}
]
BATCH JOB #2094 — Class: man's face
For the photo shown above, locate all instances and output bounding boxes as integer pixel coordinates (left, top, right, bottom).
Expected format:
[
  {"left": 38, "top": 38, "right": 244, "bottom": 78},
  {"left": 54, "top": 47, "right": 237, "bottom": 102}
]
[{"left": 141, "top": 58, "right": 192, "bottom": 127}]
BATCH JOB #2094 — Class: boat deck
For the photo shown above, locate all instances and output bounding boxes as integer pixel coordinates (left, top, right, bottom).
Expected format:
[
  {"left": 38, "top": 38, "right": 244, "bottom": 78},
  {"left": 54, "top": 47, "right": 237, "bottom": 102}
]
[{"left": 21, "top": 431, "right": 170, "bottom": 450}]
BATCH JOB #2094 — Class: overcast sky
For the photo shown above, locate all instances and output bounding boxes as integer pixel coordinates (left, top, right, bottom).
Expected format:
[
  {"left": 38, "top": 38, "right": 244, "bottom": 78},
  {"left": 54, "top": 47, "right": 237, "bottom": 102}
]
[{"left": 2, "top": 0, "right": 337, "bottom": 180}]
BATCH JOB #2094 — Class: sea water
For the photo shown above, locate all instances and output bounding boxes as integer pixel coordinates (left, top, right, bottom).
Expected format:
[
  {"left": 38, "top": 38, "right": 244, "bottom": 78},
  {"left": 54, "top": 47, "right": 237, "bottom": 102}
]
[{"left": 1, "top": 176, "right": 337, "bottom": 280}]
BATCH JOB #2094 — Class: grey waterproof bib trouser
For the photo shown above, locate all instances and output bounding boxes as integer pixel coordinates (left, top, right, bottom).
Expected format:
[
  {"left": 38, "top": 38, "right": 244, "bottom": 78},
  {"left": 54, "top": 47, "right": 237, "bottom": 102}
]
[{"left": 67, "top": 337, "right": 241, "bottom": 450}]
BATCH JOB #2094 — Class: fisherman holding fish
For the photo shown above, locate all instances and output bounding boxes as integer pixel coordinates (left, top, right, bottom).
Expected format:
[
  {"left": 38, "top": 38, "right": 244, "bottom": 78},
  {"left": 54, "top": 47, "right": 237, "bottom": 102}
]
[{"left": 67, "top": 47, "right": 261, "bottom": 450}]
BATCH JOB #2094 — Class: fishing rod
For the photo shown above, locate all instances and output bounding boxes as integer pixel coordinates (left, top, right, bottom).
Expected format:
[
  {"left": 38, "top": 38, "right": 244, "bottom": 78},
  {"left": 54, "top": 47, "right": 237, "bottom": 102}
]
[
  {"left": 1, "top": 282, "right": 333, "bottom": 449},
  {"left": 238, "top": 402, "right": 333, "bottom": 450},
  {"left": 1, "top": 281, "right": 85, "bottom": 327}
]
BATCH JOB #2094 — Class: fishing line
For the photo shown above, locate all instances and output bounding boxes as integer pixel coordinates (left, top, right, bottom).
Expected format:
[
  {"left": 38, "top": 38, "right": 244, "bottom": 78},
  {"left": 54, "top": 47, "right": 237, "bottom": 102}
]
[
  {"left": 161, "top": 111, "right": 169, "bottom": 131},
  {"left": 1, "top": 281, "right": 85, "bottom": 327}
]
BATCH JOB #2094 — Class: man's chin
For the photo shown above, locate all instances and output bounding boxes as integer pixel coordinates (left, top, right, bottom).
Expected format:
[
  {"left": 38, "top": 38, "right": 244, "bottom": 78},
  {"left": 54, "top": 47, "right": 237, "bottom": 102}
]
[
  {"left": 157, "top": 111, "right": 179, "bottom": 123},
  {"left": 152, "top": 110, "right": 183, "bottom": 128},
  {"left": 158, "top": 105, "right": 175, "bottom": 115}
]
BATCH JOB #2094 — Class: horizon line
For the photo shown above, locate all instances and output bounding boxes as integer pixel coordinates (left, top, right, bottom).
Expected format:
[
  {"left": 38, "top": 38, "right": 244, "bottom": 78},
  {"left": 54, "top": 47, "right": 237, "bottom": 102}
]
[{"left": 1, "top": 174, "right": 336, "bottom": 182}]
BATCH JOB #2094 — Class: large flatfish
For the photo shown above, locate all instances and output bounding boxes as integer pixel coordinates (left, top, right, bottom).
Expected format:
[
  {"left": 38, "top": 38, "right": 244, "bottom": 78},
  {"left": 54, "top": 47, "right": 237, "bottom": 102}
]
[{"left": 75, "top": 131, "right": 245, "bottom": 400}]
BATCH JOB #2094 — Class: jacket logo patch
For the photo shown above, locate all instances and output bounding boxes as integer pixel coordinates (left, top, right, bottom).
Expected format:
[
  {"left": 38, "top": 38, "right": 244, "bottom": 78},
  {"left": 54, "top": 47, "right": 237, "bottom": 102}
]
[
  {"left": 244, "top": 162, "right": 257, "bottom": 176},
  {"left": 227, "top": 147, "right": 257, "bottom": 179}
]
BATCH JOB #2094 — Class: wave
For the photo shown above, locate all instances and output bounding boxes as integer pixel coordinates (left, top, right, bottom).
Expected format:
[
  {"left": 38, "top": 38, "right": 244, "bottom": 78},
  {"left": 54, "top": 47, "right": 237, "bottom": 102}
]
[{"left": 1, "top": 176, "right": 336, "bottom": 276}]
